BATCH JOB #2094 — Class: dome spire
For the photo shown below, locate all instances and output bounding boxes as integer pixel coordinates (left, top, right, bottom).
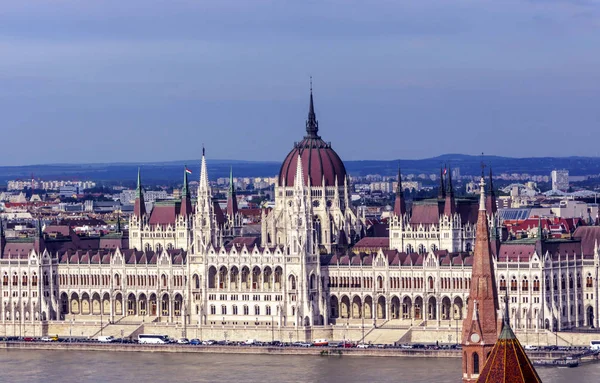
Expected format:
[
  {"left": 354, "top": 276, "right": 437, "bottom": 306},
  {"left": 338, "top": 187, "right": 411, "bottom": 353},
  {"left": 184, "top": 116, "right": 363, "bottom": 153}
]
[{"left": 306, "top": 77, "right": 320, "bottom": 138}]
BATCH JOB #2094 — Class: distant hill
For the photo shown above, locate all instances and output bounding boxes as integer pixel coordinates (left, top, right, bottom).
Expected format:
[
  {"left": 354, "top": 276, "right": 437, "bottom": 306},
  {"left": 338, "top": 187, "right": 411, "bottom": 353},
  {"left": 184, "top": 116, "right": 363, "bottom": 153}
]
[{"left": 0, "top": 155, "right": 598, "bottom": 185}]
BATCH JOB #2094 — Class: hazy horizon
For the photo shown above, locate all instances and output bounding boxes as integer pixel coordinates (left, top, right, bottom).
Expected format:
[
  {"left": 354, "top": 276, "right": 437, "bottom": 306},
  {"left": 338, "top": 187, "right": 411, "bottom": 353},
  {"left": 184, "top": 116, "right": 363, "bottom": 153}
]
[{"left": 1, "top": 1, "right": 599, "bottom": 166}]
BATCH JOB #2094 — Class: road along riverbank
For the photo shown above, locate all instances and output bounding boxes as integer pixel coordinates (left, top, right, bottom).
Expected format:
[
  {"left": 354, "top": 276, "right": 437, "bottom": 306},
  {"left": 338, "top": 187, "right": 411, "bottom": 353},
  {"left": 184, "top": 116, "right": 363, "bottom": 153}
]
[{"left": 2, "top": 341, "right": 596, "bottom": 363}]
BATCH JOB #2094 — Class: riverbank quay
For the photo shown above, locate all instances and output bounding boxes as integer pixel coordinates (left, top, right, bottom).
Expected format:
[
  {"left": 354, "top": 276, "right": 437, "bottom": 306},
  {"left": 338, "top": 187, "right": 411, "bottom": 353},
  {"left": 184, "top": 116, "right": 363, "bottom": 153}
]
[{"left": 1, "top": 341, "right": 596, "bottom": 362}]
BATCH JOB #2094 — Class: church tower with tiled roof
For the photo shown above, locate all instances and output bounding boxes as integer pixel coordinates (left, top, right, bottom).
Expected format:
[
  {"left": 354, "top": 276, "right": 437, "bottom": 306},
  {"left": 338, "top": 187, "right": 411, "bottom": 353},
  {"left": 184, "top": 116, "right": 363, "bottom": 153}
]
[{"left": 462, "top": 174, "right": 500, "bottom": 383}]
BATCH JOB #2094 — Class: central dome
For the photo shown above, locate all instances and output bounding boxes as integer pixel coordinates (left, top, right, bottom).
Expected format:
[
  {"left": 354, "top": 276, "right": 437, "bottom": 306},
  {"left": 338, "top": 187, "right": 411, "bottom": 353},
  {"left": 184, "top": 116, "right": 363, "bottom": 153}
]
[{"left": 278, "top": 91, "right": 347, "bottom": 187}]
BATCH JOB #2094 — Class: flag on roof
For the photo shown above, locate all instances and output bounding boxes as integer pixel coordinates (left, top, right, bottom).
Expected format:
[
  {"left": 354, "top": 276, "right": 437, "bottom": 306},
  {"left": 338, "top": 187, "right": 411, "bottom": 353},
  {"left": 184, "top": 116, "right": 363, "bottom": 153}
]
[{"left": 185, "top": 167, "right": 192, "bottom": 174}]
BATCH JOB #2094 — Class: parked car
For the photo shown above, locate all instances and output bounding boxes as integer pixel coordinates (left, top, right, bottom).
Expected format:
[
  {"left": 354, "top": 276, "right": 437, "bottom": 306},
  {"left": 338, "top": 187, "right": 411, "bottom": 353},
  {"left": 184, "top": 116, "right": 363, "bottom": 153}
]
[
  {"left": 202, "top": 340, "right": 216, "bottom": 345},
  {"left": 98, "top": 336, "right": 114, "bottom": 343},
  {"left": 177, "top": 338, "right": 190, "bottom": 344},
  {"left": 357, "top": 343, "right": 369, "bottom": 349},
  {"left": 190, "top": 339, "right": 201, "bottom": 345},
  {"left": 524, "top": 345, "right": 538, "bottom": 350}
]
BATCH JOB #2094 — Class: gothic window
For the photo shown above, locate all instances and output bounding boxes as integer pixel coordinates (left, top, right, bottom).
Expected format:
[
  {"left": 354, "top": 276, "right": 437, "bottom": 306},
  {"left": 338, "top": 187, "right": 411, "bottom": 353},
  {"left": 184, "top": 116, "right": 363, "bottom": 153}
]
[
  {"left": 428, "top": 276, "right": 434, "bottom": 290},
  {"left": 22, "top": 273, "right": 27, "bottom": 286},
  {"left": 465, "top": 243, "right": 472, "bottom": 252},
  {"left": 233, "top": 305, "right": 238, "bottom": 315},
  {"left": 587, "top": 274, "right": 593, "bottom": 288},
  {"left": 510, "top": 276, "right": 517, "bottom": 291},
  {"left": 569, "top": 275, "right": 573, "bottom": 289},
  {"left": 12, "top": 273, "right": 18, "bottom": 286},
  {"left": 533, "top": 277, "right": 540, "bottom": 292},
  {"left": 243, "top": 305, "right": 249, "bottom": 315},
  {"left": 406, "top": 244, "right": 413, "bottom": 253},
  {"left": 522, "top": 277, "right": 528, "bottom": 292},
  {"left": 418, "top": 244, "right": 426, "bottom": 254},
  {"left": 254, "top": 305, "right": 260, "bottom": 316},
  {"left": 499, "top": 275, "right": 506, "bottom": 291},
  {"left": 561, "top": 275, "right": 565, "bottom": 290},
  {"left": 210, "top": 305, "right": 216, "bottom": 315},
  {"left": 2, "top": 273, "right": 7, "bottom": 286},
  {"left": 221, "top": 305, "right": 227, "bottom": 315},
  {"left": 473, "top": 352, "right": 480, "bottom": 374},
  {"left": 266, "top": 306, "right": 271, "bottom": 316}
]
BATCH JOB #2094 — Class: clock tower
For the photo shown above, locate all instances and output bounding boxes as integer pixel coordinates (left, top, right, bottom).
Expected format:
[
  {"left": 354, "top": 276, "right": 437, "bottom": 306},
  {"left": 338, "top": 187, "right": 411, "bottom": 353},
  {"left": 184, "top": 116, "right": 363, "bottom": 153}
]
[{"left": 462, "top": 175, "right": 500, "bottom": 383}]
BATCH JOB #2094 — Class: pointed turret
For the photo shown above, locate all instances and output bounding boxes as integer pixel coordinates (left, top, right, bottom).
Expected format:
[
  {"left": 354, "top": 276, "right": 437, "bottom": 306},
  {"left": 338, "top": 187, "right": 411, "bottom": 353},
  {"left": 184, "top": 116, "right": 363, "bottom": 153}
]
[
  {"left": 34, "top": 218, "right": 45, "bottom": 254},
  {"left": 133, "top": 168, "right": 146, "bottom": 218},
  {"left": 438, "top": 167, "right": 446, "bottom": 199},
  {"left": 0, "top": 218, "right": 5, "bottom": 257},
  {"left": 486, "top": 168, "right": 497, "bottom": 214},
  {"left": 226, "top": 167, "right": 239, "bottom": 217},
  {"left": 180, "top": 166, "right": 193, "bottom": 217},
  {"left": 305, "top": 80, "right": 320, "bottom": 139},
  {"left": 394, "top": 166, "right": 406, "bottom": 216},
  {"left": 116, "top": 213, "right": 122, "bottom": 233},
  {"left": 199, "top": 148, "right": 210, "bottom": 197},
  {"left": 462, "top": 175, "right": 500, "bottom": 383},
  {"left": 294, "top": 154, "right": 305, "bottom": 190},
  {"left": 444, "top": 166, "right": 456, "bottom": 216}
]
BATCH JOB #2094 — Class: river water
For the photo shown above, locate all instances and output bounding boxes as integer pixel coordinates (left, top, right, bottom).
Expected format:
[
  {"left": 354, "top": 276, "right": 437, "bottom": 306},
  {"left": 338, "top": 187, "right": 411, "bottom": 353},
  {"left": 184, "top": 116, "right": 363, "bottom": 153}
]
[{"left": 0, "top": 349, "right": 598, "bottom": 382}]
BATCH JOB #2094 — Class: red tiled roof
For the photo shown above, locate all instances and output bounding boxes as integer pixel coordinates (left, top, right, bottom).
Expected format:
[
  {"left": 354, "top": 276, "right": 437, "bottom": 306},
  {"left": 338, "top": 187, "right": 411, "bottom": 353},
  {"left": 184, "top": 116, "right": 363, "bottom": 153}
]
[
  {"left": 476, "top": 321, "right": 542, "bottom": 383},
  {"left": 353, "top": 237, "right": 389, "bottom": 250}
]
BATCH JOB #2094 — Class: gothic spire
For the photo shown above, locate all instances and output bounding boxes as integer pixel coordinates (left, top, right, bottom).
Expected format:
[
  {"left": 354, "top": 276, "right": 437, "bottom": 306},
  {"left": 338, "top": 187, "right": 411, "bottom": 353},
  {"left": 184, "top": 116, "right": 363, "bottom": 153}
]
[
  {"left": 182, "top": 166, "right": 190, "bottom": 198},
  {"left": 446, "top": 166, "right": 454, "bottom": 198},
  {"left": 444, "top": 166, "right": 456, "bottom": 216},
  {"left": 226, "top": 167, "right": 239, "bottom": 217},
  {"left": 486, "top": 167, "right": 498, "bottom": 214},
  {"left": 461, "top": 174, "right": 500, "bottom": 383},
  {"left": 134, "top": 168, "right": 146, "bottom": 217},
  {"left": 438, "top": 167, "right": 446, "bottom": 199},
  {"left": 394, "top": 165, "right": 406, "bottom": 216},
  {"left": 305, "top": 79, "right": 320, "bottom": 139},
  {"left": 180, "top": 166, "right": 193, "bottom": 217}
]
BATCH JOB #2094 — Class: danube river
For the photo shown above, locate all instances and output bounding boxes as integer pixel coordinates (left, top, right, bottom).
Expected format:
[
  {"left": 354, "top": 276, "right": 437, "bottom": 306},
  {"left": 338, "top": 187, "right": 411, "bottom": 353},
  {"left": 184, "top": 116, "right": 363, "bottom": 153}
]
[{"left": 0, "top": 349, "right": 598, "bottom": 382}]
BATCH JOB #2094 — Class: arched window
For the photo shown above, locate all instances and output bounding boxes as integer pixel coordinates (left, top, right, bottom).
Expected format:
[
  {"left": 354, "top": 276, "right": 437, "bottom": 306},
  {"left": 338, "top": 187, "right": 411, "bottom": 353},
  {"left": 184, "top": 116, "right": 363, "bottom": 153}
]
[
  {"left": 522, "top": 276, "right": 528, "bottom": 291},
  {"left": 243, "top": 305, "right": 249, "bottom": 315},
  {"left": 161, "top": 274, "right": 167, "bottom": 287},
  {"left": 473, "top": 352, "right": 480, "bottom": 374},
  {"left": 221, "top": 305, "right": 227, "bottom": 315},
  {"left": 533, "top": 276, "right": 539, "bottom": 292},
  {"left": 561, "top": 275, "right": 565, "bottom": 290},
  {"left": 12, "top": 273, "right": 18, "bottom": 286},
  {"left": 2, "top": 273, "right": 8, "bottom": 286},
  {"left": 428, "top": 276, "right": 434, "bottom": 290},
  {"left": 587, "top": 274, "right": 593, "bottom": 288},
  {"left": 499, "top": 275, "right": 506, "bottom": 291},
  {"left": 510, "top": 276, "right": 517, "bottom": 291},
  {"left": 22, "top": 273, "right": 28, "bottom": 286},
  {"left": 569, "top": 275, "right": 573, "bottom": 289},
  {"left": 266, "top": 306, "right": 271, "bottom": 316},
  {"left": 254, "top": 305, "right": 260, "bottom": 316},
  {"left": 465, "top": 243, "right": 472, "bottom": 252}
]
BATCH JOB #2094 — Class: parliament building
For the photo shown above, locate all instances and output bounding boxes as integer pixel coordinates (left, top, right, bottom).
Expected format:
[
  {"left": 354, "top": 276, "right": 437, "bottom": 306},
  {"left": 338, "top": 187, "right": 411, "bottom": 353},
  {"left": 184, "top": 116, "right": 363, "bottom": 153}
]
[{"left": 1, "top": 90, "right": 599, "bottom": 340}]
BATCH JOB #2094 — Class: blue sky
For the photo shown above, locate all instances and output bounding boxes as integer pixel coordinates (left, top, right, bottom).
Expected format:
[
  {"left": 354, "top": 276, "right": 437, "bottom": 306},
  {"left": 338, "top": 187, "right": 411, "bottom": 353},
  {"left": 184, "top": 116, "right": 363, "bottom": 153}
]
[{"left": 1, "top": 0, "right": 599, "bottom": 165}]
